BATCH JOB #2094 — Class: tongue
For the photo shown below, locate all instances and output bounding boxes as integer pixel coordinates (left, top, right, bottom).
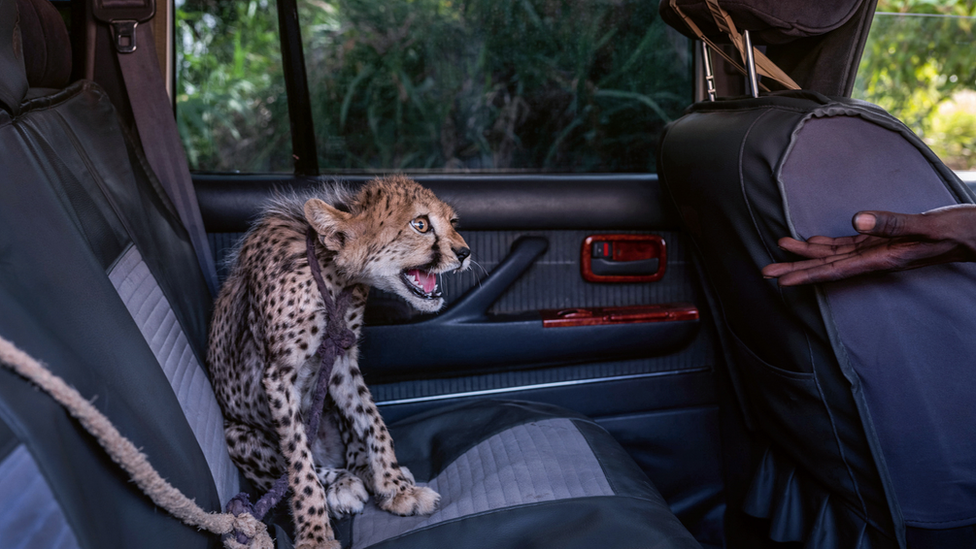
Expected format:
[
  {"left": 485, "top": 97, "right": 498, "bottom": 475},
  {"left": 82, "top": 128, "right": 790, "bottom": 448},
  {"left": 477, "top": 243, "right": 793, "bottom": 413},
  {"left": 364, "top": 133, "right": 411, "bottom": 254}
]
[{"left": 410, "top": 270, "right": 437, "bottom": 293}]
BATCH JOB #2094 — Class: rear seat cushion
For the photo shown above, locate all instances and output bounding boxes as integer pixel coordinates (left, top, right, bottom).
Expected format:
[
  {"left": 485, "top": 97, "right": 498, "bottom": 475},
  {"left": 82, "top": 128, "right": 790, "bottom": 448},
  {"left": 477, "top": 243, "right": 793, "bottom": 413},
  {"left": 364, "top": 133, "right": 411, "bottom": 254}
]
[{"left": 331, "top": 400, "right": 701, "bottom": 549}]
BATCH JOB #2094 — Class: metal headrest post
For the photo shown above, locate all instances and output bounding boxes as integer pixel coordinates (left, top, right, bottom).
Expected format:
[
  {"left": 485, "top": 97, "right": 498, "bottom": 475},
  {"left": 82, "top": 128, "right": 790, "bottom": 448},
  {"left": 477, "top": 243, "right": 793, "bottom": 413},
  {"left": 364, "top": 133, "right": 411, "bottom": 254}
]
[
  {"left": 700, "top": 42, "right": 717, "bottom": 102},
  {"left": 743, "top": 30, "right": 759, "bottom": 98}
]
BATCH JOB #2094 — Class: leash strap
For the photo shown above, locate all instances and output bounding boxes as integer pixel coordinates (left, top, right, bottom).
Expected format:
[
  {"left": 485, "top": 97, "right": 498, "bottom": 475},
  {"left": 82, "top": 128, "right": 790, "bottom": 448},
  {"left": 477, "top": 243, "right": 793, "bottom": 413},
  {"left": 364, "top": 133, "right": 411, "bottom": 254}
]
[{"left": 303, "top": 229, "right": 357, "bottom": 436}]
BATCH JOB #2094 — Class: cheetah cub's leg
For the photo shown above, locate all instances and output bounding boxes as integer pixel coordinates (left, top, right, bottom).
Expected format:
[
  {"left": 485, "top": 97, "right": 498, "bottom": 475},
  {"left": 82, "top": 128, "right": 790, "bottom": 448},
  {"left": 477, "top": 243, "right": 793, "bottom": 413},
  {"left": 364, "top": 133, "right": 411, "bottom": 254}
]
[
  {"left": 262, "top": 362, "right": 338, "bottom": 549},
  {"left": 224, "top": 421, "right": 286, "bottom": 492},
  {"left": 330, "top": 353, "right": 439, "bottom": 516},
  {"left": 338, "top": 415, "right": 420, "bottom": 503},
  {"left": 311, "top": 413, "right": 368, "bottom": 516}
]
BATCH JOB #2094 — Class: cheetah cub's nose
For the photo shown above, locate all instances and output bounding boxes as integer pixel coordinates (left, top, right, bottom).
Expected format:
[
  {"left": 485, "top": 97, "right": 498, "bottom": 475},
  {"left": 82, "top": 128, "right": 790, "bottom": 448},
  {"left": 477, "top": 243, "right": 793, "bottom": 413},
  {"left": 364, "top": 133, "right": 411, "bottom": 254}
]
[{"left": 453, "top": 246, "right": 471, "bottom": 262}]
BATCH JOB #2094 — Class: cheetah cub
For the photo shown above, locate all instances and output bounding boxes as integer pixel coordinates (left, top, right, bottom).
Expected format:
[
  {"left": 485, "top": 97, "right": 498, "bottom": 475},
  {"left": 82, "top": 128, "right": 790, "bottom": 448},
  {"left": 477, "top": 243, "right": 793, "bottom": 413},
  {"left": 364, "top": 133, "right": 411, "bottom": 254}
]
[{"left": 207, "top": 175, "right": 470, "bottom": 549}]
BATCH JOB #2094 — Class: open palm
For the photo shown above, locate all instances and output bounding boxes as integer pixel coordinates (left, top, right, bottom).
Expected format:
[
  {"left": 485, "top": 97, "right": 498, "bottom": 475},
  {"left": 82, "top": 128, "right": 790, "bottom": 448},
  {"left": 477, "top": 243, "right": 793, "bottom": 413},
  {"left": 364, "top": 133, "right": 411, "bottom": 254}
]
[{"left": 762, "top": 205, "right": 976, "bottom": 286}]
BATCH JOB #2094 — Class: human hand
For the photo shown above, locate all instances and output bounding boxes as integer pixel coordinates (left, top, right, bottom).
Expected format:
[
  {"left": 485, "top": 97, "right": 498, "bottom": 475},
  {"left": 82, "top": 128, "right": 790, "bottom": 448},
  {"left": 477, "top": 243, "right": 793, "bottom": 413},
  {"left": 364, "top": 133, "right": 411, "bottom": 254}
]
[{"left": 761, "top": 205, "right": 976, "bottom": 286}]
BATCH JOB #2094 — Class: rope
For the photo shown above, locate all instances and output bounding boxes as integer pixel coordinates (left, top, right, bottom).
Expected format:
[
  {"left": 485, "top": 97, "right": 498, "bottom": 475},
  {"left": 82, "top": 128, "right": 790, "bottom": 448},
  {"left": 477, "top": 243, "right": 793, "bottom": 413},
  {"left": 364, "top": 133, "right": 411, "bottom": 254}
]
[
  {"left": 0, "top": 335, "right": 273, "bottom": 549},
  {"left": 224, "top": 228, "right": 356, "bottom": 545}
]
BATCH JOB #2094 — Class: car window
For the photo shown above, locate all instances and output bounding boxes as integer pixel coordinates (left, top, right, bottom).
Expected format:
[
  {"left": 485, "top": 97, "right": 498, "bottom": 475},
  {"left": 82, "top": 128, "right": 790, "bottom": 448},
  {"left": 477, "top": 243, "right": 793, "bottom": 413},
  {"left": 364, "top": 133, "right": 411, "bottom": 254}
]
[
  {"left": 176, "top": 0, "right": 294, "bottom": 173},
  {"left": 854, "top": 0, "right": 976, "bottom": 178},
  {"left": 176, "top": 0, "right": 693, "bottom": 174}
]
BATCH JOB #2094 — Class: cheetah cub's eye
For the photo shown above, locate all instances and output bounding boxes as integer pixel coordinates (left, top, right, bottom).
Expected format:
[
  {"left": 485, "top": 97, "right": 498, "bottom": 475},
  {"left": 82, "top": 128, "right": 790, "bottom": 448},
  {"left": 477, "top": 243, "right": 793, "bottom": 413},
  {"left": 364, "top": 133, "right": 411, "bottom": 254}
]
[{"left": 410, "top": 216, "right": 431, "bottom": 233}]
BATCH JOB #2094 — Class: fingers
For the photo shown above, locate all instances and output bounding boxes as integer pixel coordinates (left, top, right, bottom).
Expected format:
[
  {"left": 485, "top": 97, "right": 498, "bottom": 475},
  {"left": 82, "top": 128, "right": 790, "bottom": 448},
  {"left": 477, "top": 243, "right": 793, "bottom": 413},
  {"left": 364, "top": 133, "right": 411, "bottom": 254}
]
[
  {"left": 852, "top": 211, "right": 879, "bottom": 232},
  {"left": 774, "top": 258, "right": 865, "bottom": 286},
  {"left": 854, "top": 208, "right": 976, "bottom": 255},
  {"left": 761, "top": 252, "right": 848, "bottom": 281},
  {"left": 854, "top": 210, "right": 937, "bottom": 239},
  {"left": 765, "top": 238, "right": 958, "bottom": 285},
  {"left": 782, "top": 211, "right": 937, "bottom": 245},
  {"left": 775, "top": 236, "right": 867, "bottom": 259},
  {"left": 761, "top": 257, "right": 821, "bottom": 279},
  {"left": 764, "top": 251, "right": 895, "bottom": 286},
  {"left": 806, "top": 235, "right": 865, "bottom": 246}
]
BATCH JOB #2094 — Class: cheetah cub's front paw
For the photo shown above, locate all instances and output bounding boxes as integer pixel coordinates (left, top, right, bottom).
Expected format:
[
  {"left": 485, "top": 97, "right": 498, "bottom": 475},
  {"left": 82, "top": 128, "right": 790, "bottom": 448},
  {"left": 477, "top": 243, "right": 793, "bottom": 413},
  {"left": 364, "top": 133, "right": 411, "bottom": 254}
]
[
  {"left": 379, "top": 484, "right": 440, "bottom": 516},
  {"left": 325, "top": 473, "right": 369, "bottom": 516}
]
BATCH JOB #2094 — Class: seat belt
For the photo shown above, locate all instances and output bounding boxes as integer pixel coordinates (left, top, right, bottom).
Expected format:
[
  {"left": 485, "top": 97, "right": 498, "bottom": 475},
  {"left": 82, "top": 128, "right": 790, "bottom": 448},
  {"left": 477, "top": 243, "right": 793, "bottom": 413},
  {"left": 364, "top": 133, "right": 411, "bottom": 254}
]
[{"left": 92, "top": 0, "right": 220, "bottom": 297}]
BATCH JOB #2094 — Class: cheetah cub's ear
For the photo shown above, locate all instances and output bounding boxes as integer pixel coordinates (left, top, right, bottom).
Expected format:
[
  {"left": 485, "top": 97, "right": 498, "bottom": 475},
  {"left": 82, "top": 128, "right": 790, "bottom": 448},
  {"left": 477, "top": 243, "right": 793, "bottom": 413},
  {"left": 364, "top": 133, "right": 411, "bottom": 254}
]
[{"left": 305, "top": 198, "right": 353, "bottom": 251}]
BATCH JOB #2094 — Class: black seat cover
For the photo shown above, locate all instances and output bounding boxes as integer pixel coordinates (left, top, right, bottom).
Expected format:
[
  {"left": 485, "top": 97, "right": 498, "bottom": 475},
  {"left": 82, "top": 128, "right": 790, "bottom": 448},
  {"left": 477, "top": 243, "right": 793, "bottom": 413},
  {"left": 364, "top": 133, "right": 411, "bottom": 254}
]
[{"left": 659, "top": 91, "right": 976, "bottom": 548}]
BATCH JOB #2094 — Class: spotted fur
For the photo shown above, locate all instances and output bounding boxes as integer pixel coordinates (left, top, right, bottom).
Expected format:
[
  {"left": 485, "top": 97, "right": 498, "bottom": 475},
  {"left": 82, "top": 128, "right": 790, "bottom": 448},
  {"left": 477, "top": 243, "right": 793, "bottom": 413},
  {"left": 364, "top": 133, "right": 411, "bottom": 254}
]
[{"left": 207, "top": 175, "right": 470, "bottom": 549}]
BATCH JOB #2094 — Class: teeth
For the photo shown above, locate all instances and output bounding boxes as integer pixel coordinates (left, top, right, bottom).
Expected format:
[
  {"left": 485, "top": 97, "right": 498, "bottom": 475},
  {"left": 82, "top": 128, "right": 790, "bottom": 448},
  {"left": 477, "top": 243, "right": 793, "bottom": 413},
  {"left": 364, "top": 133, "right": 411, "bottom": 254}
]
[
  {"left": 404, "top": 269, "right": 439, "bottom": 297},
  {"left": 411, "top": 273, "right": 435, "bottom": 292}
]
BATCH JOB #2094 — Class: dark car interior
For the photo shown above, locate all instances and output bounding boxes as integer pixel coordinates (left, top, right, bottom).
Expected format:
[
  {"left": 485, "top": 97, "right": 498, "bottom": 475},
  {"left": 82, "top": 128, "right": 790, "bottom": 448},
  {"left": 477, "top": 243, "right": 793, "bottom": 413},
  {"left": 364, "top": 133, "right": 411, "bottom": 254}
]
[{"left": 2, "top": 0, "right": 975, "bottom": 547}]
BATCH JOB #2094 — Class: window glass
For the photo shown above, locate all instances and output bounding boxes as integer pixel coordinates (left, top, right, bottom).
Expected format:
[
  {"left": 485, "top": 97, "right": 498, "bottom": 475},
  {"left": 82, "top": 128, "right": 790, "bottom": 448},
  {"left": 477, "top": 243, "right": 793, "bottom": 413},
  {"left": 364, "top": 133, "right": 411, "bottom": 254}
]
[
  {"left": 854, "top": 2, "right": 976, "bottom": 173},
  {"left": 298, "top": 0, "right": 692, "bottom": 173},
  {"left": 176, "top": 0, "right": 293, "bottom": 172}
]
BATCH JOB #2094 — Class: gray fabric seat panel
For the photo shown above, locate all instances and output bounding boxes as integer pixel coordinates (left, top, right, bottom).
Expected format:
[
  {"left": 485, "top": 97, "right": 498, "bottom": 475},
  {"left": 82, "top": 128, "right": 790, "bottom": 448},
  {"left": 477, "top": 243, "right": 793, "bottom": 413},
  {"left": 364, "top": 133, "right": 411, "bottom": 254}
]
[
  {"left": 109, "top": 244, "right": 239, "bottom": 506},
  {"left": 352, "top": 418, "right": 614, "bottom": 548}
]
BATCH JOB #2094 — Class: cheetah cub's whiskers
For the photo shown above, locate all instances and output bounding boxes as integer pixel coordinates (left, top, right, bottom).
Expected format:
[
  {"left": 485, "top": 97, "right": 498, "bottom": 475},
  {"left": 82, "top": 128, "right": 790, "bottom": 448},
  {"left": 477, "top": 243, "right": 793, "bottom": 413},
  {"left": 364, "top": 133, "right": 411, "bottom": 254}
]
[{"left": 207, "top": 175, "right": 470, "bottom": 549}]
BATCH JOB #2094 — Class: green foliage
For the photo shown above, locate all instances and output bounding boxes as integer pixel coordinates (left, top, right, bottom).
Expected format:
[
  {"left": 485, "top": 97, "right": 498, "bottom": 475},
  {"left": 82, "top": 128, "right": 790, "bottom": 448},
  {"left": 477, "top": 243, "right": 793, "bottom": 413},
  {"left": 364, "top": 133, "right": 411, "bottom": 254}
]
[
  {"left": 177, "top": 0, "right": 692, "bottom": 173},
  {"left": 176, "top": 0, "right": 292, "bottom": 172},
  {"left": 877, "top": 0, "right": 976, "bottom": 15},
  {"left": 928, "top": 90, "right": 976, "bottom": 169},
  {"left": 855, "top": 0, "right": 976, "bottom": 169}
]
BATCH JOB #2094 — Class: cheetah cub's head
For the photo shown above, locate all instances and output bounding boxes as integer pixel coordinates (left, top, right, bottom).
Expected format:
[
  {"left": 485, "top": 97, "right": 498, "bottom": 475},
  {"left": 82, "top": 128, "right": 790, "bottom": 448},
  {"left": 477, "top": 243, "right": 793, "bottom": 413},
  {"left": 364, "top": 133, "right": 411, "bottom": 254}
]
[{"left": 304, "top": 175, "right": 471, "bottom": 313}]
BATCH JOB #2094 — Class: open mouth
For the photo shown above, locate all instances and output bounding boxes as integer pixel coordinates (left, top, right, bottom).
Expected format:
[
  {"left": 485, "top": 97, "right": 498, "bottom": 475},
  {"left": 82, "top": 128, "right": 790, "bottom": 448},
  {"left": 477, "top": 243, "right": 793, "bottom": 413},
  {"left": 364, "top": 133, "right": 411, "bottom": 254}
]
[{"left": 401, "top": 269, "right": 443, "bottom": 300}]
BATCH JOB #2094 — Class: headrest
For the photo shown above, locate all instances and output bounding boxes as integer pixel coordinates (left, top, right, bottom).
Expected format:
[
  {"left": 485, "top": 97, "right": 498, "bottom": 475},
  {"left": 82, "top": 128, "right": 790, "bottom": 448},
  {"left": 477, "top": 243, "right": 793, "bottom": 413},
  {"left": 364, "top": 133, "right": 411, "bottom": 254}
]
[
  {"left": 0, "top": 0, "right": 28, "bottom": 113},
  {"left": 17, "top": 0, "right": 71, "bottom": 89},
  {"left": 660, "top": 0, "right": 865, "bottom": 45},
  {"left": 0, "top": 0, "right": 71, "bottom": 114}
]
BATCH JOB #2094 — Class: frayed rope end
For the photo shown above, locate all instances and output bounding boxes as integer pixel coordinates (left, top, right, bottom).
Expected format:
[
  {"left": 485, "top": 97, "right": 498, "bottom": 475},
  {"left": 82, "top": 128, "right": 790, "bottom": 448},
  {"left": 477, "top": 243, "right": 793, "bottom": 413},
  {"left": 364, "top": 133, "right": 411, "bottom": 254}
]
[{"left": 222, "top": 514, "right": 273, "bottom": 549}]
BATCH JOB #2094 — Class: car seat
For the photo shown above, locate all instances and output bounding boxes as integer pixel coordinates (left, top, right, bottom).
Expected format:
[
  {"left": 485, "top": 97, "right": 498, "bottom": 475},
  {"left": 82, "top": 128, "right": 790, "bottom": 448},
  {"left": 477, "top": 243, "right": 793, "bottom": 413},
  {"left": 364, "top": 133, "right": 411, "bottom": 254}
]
[{"left": 658, "top": 1, "right": 976, "bottom": 548}]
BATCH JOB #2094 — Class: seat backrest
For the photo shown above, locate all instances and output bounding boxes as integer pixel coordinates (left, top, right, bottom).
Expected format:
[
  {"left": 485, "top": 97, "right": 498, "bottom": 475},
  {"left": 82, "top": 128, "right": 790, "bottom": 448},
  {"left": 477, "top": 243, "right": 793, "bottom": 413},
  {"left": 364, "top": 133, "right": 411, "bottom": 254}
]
[
  {"left": 659, "top": 91, "right": 976, "bottom": 548},
  {"left": 0, "top": 0, "right": 238, "bottom": 545}
]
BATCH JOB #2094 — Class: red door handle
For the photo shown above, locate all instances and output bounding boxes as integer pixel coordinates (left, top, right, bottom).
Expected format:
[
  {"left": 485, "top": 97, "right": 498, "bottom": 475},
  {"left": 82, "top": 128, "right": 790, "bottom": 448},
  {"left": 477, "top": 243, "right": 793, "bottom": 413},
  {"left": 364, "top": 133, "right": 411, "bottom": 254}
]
[{"left": 581, "top": 234, "right": 666, "bottom": 283}]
